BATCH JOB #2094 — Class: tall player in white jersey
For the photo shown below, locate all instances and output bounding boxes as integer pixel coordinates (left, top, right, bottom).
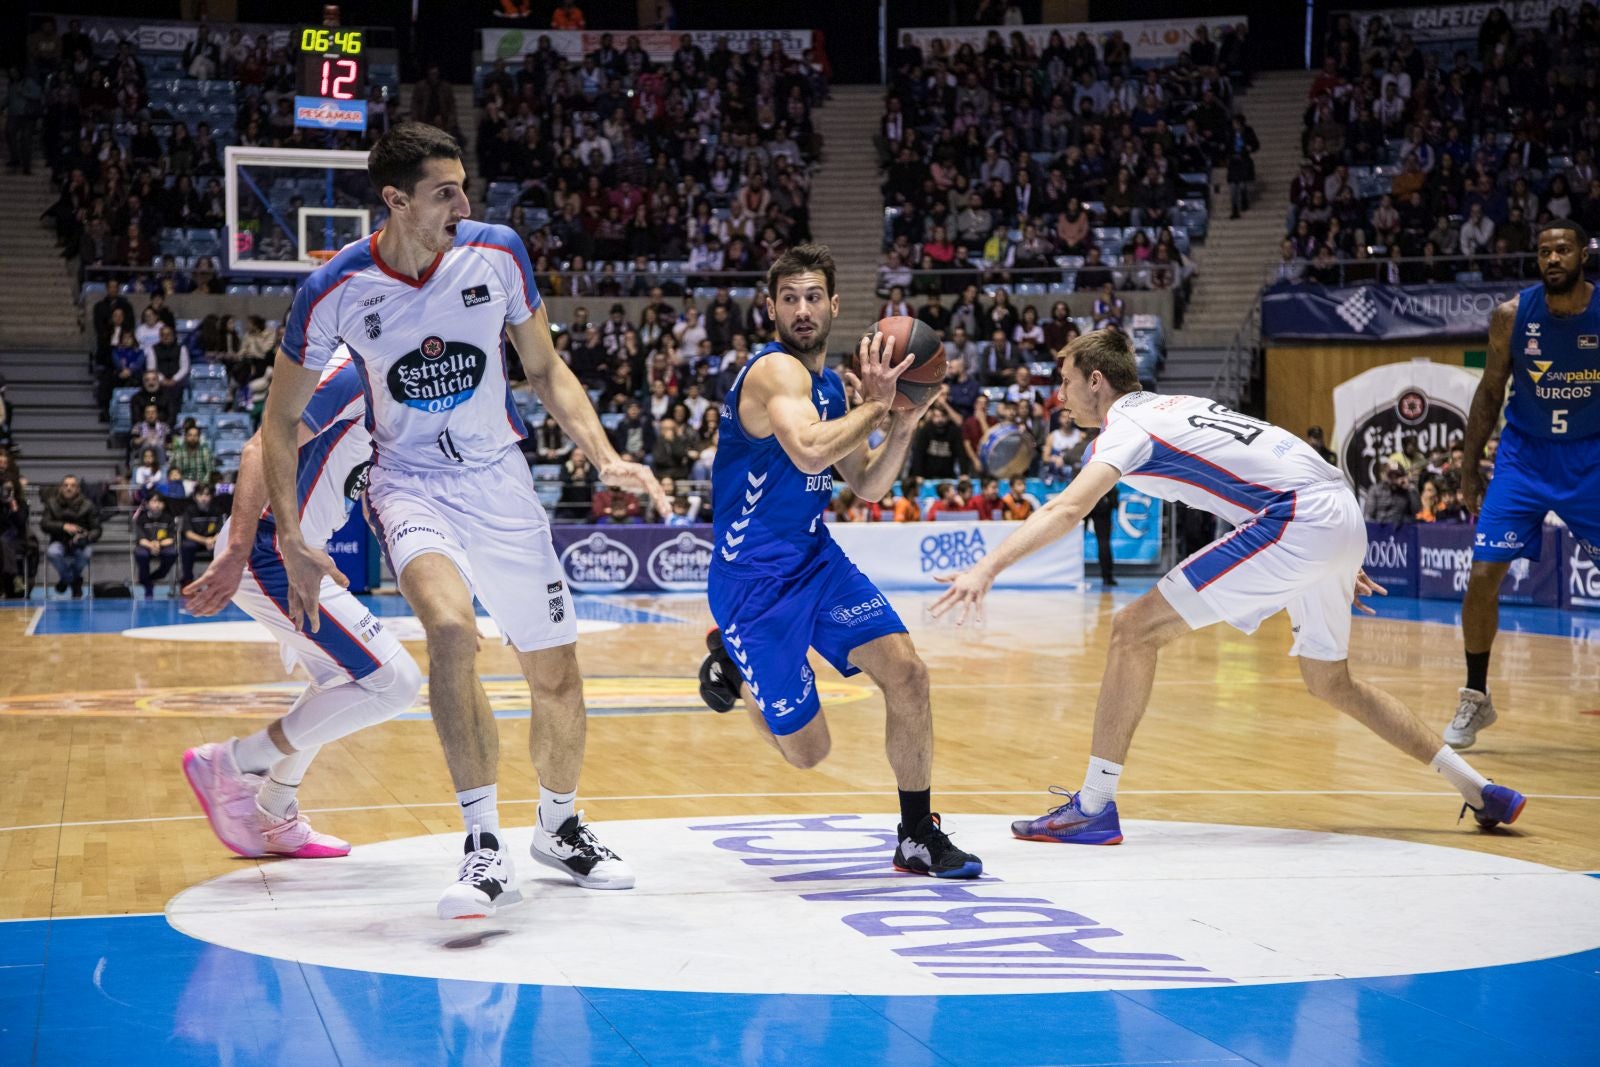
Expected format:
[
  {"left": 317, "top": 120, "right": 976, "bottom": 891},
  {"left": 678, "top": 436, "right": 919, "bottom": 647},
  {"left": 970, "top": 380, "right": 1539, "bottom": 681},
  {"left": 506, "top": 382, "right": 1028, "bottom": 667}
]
[
  {"left": 262, "top": 123, "right": 669, "bottom": 919},
  {"left": 932, "top": 329, "right": 1526, "bottom": 843},
  {"left": 179, "top": 347, "right": 422, "bottom": 860}
]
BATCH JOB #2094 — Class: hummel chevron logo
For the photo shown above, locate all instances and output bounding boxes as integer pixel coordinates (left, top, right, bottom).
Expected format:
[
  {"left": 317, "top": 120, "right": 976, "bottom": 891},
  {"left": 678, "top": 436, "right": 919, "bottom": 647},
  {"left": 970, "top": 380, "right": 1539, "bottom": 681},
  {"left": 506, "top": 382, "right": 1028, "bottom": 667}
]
[
  {"left": 741, "top": 505, "right": 757, "bottom": 516},
  {"left": 732, "top": 647, "right": 749, "bottom": 665},
  {"left": 748, "top": 680, "right": 760, "bottom": 696},
  {"left": 747, "top": 471, "right": 767, "bottom": 487},
  {"left": 731, "top": 517, "right": 750, "bottom": 531},
  {"left": 725, "top": 531, "right": 746, "bottom": 547},
  {"left": 745, "top": 489, "right": 762, "bottom": 505},
  {"left": 720, "top": 547, "right": 740, "bottom": 561}
]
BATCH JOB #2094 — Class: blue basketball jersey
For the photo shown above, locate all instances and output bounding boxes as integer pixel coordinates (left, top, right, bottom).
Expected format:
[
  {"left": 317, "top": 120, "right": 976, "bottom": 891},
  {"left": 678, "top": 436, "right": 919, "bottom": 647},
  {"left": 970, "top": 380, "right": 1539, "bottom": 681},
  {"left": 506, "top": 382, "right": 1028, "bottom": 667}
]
[
  {"left": 1507, "top": 283, "right": 1600, "bottom": 440},
  {"left": 710, "top": 344, "right": 848, "bottom": 578}
]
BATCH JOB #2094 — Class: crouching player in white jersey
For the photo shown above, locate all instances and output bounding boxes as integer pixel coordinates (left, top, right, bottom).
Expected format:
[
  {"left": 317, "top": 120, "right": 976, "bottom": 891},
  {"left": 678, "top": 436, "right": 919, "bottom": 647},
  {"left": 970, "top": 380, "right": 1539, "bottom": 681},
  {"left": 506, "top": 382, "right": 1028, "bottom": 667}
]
[
  {"left": 932, "top": 329, "right": 1526, "bottom": 842},
  {"left": 263, "top": 123, "right": 670, "bottom": 918},
  {"left": 180, "top": 346, "right": 422, "bottom": 859}
]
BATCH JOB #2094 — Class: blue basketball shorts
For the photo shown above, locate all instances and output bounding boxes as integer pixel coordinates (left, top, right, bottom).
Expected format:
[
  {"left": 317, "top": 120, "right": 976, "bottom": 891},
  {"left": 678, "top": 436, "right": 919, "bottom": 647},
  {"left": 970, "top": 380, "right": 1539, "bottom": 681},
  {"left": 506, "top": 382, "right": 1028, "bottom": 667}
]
[
  {"left": 1474, "top": 424, "right": 1600, "bottom": 562},
  {"left": 707, "top": 541, "right": 907, "bottom": 736}
]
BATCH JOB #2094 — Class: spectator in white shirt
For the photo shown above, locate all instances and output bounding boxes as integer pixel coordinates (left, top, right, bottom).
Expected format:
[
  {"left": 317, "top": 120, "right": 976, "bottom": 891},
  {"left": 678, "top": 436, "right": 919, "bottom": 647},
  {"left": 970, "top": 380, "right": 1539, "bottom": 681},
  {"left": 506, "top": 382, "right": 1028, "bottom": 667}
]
[
  {"left": 674, "top": 307, "right": 708, "bottom": 354},
  {"left": 576, "top": 124, "right": 613, "bottom": 166},
  {"left": 1459, "top": 204, "right": 1495, "bottom": 256}
]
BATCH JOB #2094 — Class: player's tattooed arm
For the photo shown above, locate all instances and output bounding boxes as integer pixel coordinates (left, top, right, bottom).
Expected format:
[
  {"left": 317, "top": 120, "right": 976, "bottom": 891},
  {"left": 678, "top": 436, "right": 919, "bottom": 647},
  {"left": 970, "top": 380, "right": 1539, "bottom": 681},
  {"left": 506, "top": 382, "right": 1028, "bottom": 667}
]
[{"left": 1460, "top": 298, "right": 1514, "bottom": 509}]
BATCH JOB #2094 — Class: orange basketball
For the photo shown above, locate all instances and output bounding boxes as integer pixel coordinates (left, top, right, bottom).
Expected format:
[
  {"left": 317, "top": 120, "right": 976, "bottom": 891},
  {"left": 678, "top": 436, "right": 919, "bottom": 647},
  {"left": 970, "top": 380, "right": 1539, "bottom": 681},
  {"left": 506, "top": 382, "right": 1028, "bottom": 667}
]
[{"left": 859, "top": 315, "right": 947, "bottom": 411}]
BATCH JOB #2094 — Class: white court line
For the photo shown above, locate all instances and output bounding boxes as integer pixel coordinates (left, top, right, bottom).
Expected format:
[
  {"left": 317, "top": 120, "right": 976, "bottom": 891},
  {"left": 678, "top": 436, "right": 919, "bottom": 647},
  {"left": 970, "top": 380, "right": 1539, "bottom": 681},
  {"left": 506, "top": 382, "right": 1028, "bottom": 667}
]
[
  {"left": 3, "top": 788, "right": 1597, "bottom": 835},
  {"left": 23, "top": 608, "right": 43, "bottom": 637}
]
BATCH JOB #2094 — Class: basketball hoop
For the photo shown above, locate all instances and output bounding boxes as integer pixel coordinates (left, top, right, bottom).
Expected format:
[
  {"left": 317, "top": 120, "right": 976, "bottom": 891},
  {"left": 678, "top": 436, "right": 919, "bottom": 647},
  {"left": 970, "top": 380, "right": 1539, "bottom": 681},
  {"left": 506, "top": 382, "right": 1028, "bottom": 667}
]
[{"left": 306, "top": 249, "right": 338, "bottom": 265}]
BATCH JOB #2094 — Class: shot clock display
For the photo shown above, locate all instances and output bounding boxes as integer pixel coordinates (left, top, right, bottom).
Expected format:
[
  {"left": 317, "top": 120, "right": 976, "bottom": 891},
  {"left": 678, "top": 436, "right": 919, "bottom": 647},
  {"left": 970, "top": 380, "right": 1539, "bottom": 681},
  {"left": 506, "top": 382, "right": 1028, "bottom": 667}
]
[{"left": 293, "top": 26, "right": 369, "bottom": 132}]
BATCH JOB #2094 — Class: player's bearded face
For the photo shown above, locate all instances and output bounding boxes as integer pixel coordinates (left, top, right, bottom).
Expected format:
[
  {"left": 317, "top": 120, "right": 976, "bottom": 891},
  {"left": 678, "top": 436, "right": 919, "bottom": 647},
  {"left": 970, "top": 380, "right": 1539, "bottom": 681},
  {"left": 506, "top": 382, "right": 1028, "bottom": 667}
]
[
  {"left": 771, "top": 274, "right": 836, "bottom": 356},
  {"left": 1538, "top": 236, "right": 1584, "bottom": 294}
]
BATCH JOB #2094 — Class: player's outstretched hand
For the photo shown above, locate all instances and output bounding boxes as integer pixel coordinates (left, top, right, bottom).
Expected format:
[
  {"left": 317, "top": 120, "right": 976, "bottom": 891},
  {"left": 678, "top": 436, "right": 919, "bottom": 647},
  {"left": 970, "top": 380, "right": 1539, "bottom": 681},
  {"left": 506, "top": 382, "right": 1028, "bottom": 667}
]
[
  {"left": 930, "top": 568, "right": 993, "bottom": 626},
  {"left": 1353, "top": 568, "right": 1387, "bottom": 615},
  {"left": 600, "top": 459, "right": 673, "bottom": 518},
  {"left": 281, "top": 538, "right": 347, "bottom": 632},
  {"left": 181, "top": 550, "right": 249, "bottom": 616},
  {"left": 854, "top": 331, "right": 908, "bottom": 409}
]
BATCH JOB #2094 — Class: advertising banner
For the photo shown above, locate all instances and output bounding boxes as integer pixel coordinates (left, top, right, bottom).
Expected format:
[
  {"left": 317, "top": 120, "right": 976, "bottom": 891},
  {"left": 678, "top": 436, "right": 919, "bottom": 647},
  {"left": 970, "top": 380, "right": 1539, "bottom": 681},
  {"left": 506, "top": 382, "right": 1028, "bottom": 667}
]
[
  {"left": 1331, "top": 360, "right": 1478, "bottom": 496},
  {"left": 1363, "top": 523, "right": 1418, "bottom": 597},
  {"left": 1337, "top": 2, "right": 1568, "bottom": 45},
  {"left": 902, "top": 16, "right": 1247, "bottom": 67},
  {"left": 1416, "top": 523, "right": 1561, "bottom": 607},
  {"left": 1562, "top": 529, "right": 1600, "bottom": 611},
  {"left": 1261, "top": 280, "right": 1522, "bottom": 343},
  {"left": 548, "top": 522, "right": 1083, "bottom": 594},
  {"left": 326, "top": 508, "right": 371, "bottom": 594},
  {"left": 481, "top": 28, "right": 815, "bottom": 64},
  {"left": 64, "top": 16, "right": 291, "bottom": 54},
  {"left": 1081, "top": 487, "right": 1162, "bottom": 566}
]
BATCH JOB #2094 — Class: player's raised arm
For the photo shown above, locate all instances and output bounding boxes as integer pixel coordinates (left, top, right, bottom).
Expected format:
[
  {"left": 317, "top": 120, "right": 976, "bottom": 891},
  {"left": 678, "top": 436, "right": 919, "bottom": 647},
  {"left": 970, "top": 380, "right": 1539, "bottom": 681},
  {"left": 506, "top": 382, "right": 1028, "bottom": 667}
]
[
  {"left": 930, "top": 459, "right": 1122, "bottom": 625},
  {"left": 754, "top": 333, "right": 903, "bottom": 476},
  {"left": 1459, "top": 299, "right": 1515, "bottom": 510},
  {"left": 508, "top": 304, "right": 671, "bottom": 516}
]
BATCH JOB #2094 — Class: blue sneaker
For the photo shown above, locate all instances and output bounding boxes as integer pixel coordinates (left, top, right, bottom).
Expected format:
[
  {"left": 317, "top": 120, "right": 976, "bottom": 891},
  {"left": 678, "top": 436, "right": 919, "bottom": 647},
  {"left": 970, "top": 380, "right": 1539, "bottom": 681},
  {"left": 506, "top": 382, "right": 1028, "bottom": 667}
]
[
  {"left": 1011, "top": 787, "right": 1124, "bottom": 845},
  {"left": 1461, "top": 782, "right": 1527, "bottom": 830}
]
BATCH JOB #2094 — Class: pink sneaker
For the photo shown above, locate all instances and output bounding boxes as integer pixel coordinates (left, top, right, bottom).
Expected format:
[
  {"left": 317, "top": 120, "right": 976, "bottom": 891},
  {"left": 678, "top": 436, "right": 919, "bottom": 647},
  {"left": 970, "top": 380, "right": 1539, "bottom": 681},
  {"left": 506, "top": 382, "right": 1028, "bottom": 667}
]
[
  {"left": 182, "top": 742, "right": 267, "bottom": 857},
  {"left": 260, "top": 802, "right": 351, "bottom": 858}
]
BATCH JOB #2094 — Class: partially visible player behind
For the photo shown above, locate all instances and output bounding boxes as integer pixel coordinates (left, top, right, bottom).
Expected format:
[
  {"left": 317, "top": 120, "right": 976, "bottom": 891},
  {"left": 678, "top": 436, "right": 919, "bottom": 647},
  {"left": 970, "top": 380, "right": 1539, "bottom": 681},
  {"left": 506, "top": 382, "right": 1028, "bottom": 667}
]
[
  {"left": 931, "top": 329, "right": 1525, "bottom": 843},
  {"left": 697, "top": 245, "right": 982, "bottom": 878},
  {"left": 262, "top": 123, "right": 669, "bottom": 919},
  {"left": 180, "top": 346, "right": 421, "bottom": 859},
  {"left": 1446, "top": 219, "right": 1600, "bottom": 749}
]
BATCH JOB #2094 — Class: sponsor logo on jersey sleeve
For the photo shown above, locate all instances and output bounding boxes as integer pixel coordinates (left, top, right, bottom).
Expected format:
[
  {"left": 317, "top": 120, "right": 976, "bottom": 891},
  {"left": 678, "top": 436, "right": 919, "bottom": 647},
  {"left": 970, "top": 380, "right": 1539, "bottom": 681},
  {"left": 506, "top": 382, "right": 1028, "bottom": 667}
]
[{"left": 461, "top": 284, "right": 491, "bottom": 308}]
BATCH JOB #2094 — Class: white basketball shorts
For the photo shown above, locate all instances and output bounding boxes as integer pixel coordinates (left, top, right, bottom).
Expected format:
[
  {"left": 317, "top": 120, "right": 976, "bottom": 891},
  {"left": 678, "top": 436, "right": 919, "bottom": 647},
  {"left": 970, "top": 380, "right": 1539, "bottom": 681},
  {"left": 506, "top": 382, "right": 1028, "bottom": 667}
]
[
  {"left": 1157, "top": 483, "right": 1366, "bottom": 661},
  {"left": 366, "top": 446, "right": 576, "bottom": 653},
  {"left": 223, "top": 522, "right": 406, "bottom": 688}
]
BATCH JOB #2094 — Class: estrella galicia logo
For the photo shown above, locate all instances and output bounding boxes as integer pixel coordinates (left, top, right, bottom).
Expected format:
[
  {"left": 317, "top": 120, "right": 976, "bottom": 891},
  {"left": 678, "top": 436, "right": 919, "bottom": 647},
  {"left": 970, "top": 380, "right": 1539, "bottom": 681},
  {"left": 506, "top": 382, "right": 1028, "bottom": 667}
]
[
  {"left": 343, "top": 459, "right": 373, "bottom": 501},
  {"left": 363, "top": 311, "right": 382, "bottom": 339},
  {"left": 1342, "top": 390, "right": 1467, "bottom": 496},
  {"left": 461, "top": 284, "right": 491, "bottom": 308},
  {"left": 559, "top": 532, "right": 640, "bottom": 592},
  {"left": 387, "top": 336, "right": 488, "bottom": 413},
  {"left": 646, "top": 531, "right": 713, "bottom": 590}
]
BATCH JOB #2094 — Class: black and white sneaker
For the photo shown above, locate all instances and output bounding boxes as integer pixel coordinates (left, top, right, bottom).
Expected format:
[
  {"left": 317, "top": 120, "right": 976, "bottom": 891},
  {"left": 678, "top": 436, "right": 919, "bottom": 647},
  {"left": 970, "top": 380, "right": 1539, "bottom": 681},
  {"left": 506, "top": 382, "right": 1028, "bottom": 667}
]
[
  {"left": 893, "top": 813, "right": 983, "bottom": 879},
  {"left": 698, "top": 628, "right": 742, "bottom": 712},
  {"left": 436, "top": 828, "right": 522, "bottom": 920},
  {"left": 531, "top": 811, "right": 636, "bottom": 889}
]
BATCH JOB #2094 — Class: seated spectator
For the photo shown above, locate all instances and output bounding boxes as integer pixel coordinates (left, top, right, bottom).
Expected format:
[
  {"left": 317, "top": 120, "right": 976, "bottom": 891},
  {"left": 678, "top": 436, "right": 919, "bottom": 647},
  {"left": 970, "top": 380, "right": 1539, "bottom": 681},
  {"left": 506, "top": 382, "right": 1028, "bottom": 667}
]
[
  {"left": 41, "top": 475, "right": 100, "bottom": 597},
  {"left": 167, "top": 424, "right": 214, "bottom": 486},
  {"left": 130, "top": 404, "right": 171, "bottom": 461},
  {"left": 0, "top": 451, "right": 26, "bottom": 597},
  {"left": 1460, "top": 203, "right": 1495, "bottom": 257},
  {"left": 910, "top": 404, "right": 966, "bottom": 480},
  {"left": 132, "top": 448, "right": 163, "bottom": 496},
  {"left": 1043, "top": 410, "right": 1087, "bottom": 483},
  {"left": 597, "top": 496, "right": 640, "bottom": 526},
  {"left": 154, "top": 466, "right": 189, "bottom": 506},
  {"left": 133, "top": 494, "right": 179, "bottom": 597},
  {"left": 1000, "top": 477, "right": 1034, "bottom": 519},
  {"left": 965, "top": 477, "right": 1004, "bottom": 520},
  {"left": 891, "top": 478, "right": 922, "bottom": 522},
  {"left": 557, "top": 448, "right": 596, "bottom": 522},
  {"left": 180, "top": 483, "right": 226, "bottom": 585},
  {"left": 147, "top": 323, "right": 191, "bottom": 410},
  {"left": 651, "top": 418, "right": 692, "bottom": 479},
  {"left": 1362, "top": 462, "right": 1418, "bottom": 525},
  {"left": 609, "top": 401, "right": 656, "bottom": 461},
  {"left": 924, "top": 480, "right": 968, "bottom": 519}
]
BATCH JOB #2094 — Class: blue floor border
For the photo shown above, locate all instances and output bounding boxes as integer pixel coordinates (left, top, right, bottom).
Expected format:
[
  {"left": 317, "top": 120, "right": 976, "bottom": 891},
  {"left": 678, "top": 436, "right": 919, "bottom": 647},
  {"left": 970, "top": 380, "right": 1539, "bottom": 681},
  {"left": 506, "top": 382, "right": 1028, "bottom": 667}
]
[{"left": 2, "top": 913, "right": 1597, "bottom": 1066}]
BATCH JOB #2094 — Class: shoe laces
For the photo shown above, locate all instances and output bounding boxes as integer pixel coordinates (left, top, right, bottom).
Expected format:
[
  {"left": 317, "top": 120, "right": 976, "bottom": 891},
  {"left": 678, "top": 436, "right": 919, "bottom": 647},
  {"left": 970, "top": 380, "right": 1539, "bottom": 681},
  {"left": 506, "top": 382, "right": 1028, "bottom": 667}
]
[
  {"left": 557, "top": 815, "right": 618, "bottom": 861},
  {"left": 1043, "top": 785, "right": 1081, "bottom": 816},
  {"left": 457, "top": 847, "right": 500, "bottom": 883},
  {"left": 1450, "top": 701, "right": 1482, "bottom": 730},
  {"left": 912, "top": 814, "right": 953, "bottom": 852}
]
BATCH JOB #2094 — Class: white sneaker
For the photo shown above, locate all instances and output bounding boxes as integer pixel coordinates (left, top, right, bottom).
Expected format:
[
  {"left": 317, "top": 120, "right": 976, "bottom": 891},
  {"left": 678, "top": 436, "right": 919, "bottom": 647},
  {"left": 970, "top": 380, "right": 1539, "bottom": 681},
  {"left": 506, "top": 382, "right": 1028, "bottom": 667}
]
[
  {"left": 437, "top": 829, "right": 523, "bottom": 919},
  {"left": 531, "top": 810, "right": 635, "bottom": 889},
  {"left": 1444, "top": 687, "right": 1497, "bottom": 750}
]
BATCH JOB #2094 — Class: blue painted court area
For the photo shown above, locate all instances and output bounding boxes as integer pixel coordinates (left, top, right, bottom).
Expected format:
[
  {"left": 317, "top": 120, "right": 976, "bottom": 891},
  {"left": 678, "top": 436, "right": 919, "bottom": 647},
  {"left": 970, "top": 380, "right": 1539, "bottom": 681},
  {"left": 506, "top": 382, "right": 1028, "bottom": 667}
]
[{"left": 2, "top": 912, "right": 1596, "bottom": 1066}]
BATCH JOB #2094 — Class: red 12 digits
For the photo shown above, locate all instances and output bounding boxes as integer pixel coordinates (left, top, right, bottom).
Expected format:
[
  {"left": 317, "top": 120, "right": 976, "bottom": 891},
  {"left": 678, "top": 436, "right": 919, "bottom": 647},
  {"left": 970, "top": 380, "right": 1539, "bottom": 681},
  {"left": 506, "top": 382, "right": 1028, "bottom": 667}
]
[{"left": 320, "top": 59, "right": 359, "bottom": 100}]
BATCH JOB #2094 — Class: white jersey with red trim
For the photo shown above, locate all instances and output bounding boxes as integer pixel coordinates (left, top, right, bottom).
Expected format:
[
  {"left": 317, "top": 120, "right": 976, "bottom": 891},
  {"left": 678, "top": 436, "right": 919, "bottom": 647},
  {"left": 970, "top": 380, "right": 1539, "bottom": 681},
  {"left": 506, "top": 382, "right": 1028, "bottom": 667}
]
[
  {"left": 282, "top": 345, "right": 373, "bottom": 546},
  {"left": 1085, "top": 392, "right": 1345, "bottom": 525},
  {"left": 280, "top": 219, "right": 538, "bottom": 473}
]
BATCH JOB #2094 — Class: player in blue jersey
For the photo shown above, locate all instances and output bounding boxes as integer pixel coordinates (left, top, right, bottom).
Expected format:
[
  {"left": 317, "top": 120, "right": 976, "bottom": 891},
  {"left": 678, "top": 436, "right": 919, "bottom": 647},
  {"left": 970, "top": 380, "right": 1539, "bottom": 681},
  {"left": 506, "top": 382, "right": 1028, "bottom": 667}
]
[
  {"left": 931, "top": 329, "right": 1523, "bottom": 843},
  {"left": 696, "top": 245, "right": 982, "bottom": 878},
  {"left": 1447, "top": 219, "right": 1600, "bottom": 748}
]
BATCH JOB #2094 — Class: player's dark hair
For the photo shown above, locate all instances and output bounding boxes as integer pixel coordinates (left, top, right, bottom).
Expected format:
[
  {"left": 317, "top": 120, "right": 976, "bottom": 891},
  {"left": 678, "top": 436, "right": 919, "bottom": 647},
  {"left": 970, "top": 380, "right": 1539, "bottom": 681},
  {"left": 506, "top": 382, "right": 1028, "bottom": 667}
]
[
  {"left": 1061, "top": 328, "right": 1141, "bottom": 393},
  {"left": 1538, "top": 218, "right": 1590, "bottom": 249},
  {"left": 368, "top": 122, "right": 462, "bottom": 197},
  {"left": 767, "top": 244, "right": 836, "bottom": 298}
]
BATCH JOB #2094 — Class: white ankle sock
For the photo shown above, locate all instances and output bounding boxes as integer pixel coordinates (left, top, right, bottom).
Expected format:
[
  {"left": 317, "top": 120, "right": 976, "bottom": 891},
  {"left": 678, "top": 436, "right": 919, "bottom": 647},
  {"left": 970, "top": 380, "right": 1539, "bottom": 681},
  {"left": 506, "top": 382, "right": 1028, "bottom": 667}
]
[
  {"left": 1431, "top": 745, "right": 1488, "bottom": 805},
  {"left": 231, "top": 731, "right": 283, "bottom": 776},
  {"left": 257, "top": 746, "right": 319, "bottom": 820},
  {"left": 538, "top": 785, "right": 576, "bottom": 832},
  {"left": 1078, "top": 756, "right": 1123, "bottom": 816},
  {"left": 457, "top": 784, "right": 500, "bottom": 838}
]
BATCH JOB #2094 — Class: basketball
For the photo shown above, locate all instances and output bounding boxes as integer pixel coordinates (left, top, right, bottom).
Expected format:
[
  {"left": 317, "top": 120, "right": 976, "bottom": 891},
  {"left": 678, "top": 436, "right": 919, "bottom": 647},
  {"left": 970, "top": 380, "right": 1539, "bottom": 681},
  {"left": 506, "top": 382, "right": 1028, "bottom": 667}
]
[{"left": 859, "top": 315, "right": 947, "bottom": 411}]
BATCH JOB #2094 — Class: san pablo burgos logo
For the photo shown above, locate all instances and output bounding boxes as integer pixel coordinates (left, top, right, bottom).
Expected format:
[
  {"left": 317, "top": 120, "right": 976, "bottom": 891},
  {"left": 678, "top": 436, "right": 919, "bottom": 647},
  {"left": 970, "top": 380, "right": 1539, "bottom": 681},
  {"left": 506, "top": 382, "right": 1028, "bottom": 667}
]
[
  {"left": 1342, "top": 388, "right": 1467, "bottom": 495},
  {"left": 1525, "top": 358, "right": 1600, "bottom": 401},
  {"left": 387, "top": 334, "right": 488, "bottom": 413},
  {"left": 559, "top": 531, "right": 639, "bottom": 592},
  {"left": 646, "top": 531, "right": 712, "bottom": 590}
]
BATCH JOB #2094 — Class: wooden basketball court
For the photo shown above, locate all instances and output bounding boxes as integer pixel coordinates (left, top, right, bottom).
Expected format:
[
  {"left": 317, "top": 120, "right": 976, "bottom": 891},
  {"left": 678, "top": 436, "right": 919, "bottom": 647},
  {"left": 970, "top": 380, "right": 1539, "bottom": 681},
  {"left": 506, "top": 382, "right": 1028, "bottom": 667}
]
[{"left": 3, "top": 584, "right": 1598, "bottom": 1064}]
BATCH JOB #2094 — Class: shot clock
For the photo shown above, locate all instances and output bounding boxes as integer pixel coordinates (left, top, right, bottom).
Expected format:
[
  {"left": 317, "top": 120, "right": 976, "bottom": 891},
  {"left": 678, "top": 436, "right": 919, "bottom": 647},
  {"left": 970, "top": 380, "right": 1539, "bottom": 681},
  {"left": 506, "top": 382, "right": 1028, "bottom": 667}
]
[{"left": 293, "top": 26, "right": 369, "bottom": 132}]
